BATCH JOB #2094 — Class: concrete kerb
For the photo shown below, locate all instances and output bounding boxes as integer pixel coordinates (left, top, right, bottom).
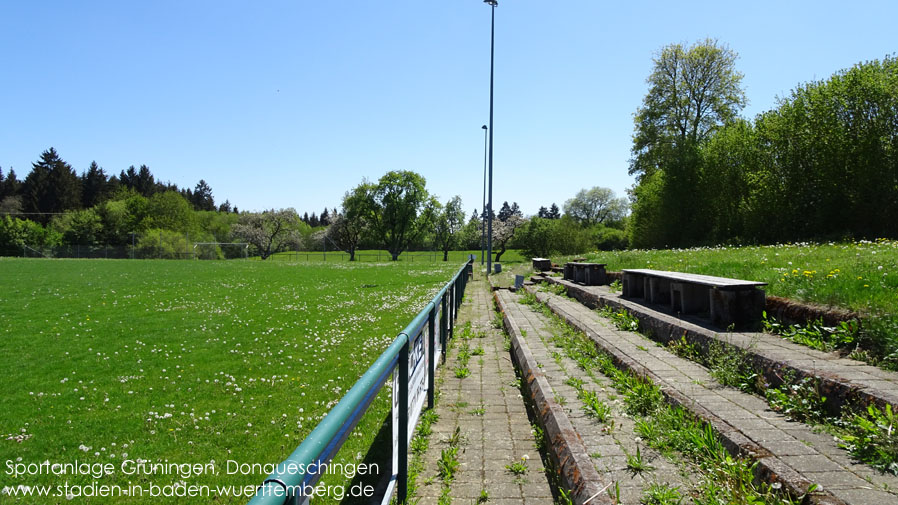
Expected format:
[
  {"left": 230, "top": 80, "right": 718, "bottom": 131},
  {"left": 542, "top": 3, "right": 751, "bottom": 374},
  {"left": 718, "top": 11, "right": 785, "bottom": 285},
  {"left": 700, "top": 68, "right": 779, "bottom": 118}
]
[
  {"left": 537, "top": 276, "right": 898, "bottom": 416},
  {"left": 523, "top": 284, "right": 846, "bottom": 505},
  {"left": 493, "top": 288, "right": 613, "bottom": 505}
]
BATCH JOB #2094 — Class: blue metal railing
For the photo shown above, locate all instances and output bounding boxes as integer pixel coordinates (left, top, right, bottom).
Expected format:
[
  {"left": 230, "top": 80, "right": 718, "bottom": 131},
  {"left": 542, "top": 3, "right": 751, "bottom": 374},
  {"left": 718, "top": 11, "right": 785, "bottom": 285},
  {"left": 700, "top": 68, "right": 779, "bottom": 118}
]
[{"left": 248, "top": 260, "right": 473, "bottom": 505}]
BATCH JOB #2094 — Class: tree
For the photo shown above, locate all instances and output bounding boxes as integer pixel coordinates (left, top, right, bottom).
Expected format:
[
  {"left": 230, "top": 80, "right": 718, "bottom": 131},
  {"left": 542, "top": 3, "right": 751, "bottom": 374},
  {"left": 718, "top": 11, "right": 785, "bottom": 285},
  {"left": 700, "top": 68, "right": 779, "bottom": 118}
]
[
  {"left": 232, "top": 209, "right": 302, "bottom": 260},
  {"left": 0, "top": 168, "right": 23, "bottom": 215},
  {"left": 328, "top": 186, "right": 370, "bottom": 261},
  {"left": 81, "top": 161, "right": 112, "bottom": 208},
  {"left": 1, "top": 168, "right": 21, "bottom": 200},
  {"left": 548, "top": 203, "right": 561, "bottom": 219},
  {"left": 630, "top": 39, "right": 746, "bottom": 180},
  {"left": 309, "top": 212, "right": 319, "bottom": 228},
  {"left": 218, "top": 200, "right": 232, "bottom": 213},
  {"left": 135, "top": 165, "right": 156, "bottom": 196},
  {"left": 146, "top": 191, "right": 194, "bottom": 232},
  {"left": 537, "top": 206, "right": 549, "bottom": 219},
  {"left": 51, "top": 208, "right": 103, "bottom": 245},
  {"left": 320, "top": 208, "right": 330, "bottom": 227},
  {"left": 433, "top": 196, "right": 465, "bottom": 261},
  {"left": 362, "top": 170, "right": 432, "bottom": 261},
  {"left": 563, "top": 187, "right": 628, "bottom": 226},
  {"left": 191, "top": 179, "right": 215, "bottom": 211},
  {"left": 23, "top": 148, "right": 82, "bottom": 222},
  {"left": 629, "top": 39, "right": 746, "bottom": 247},
  {"left": 488, "top": 214, "right": 524, "bottom": 262},
  {"left": 497, "top": 201, "right": 511, "bottom": 222}
]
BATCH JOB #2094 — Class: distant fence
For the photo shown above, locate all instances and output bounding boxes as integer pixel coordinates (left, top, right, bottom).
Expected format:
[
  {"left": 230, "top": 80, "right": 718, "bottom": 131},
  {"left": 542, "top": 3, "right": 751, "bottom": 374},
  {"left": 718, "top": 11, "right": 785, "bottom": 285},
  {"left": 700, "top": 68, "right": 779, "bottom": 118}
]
[
  {"left": 17, "top": 243, "right": 477, "bottom": 262},
  {"left": 20, "top": 242, "right": 248, "bottom": 260},
  {"left": 248, "top": 260, "right": 473, "bottom": 505},
  {"left": 269, "top": 251, "right": 463, "bottom": 262}
]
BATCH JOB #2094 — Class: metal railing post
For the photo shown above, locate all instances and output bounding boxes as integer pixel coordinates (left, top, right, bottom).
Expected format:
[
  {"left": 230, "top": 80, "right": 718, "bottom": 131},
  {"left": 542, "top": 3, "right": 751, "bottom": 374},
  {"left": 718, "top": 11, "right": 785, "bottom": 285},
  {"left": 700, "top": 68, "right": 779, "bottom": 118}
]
[
  {"left": 440, "top": 293, "right": 448, "bottom": 361},
  {"left": 449, "top": 283, "right": 455, "bottom": 341},
  {"left": 398, "top": 338, "right": 409, "bottom": 504},
  {"left": 427, "top": 306, "right": 436, "bottom": 409}
]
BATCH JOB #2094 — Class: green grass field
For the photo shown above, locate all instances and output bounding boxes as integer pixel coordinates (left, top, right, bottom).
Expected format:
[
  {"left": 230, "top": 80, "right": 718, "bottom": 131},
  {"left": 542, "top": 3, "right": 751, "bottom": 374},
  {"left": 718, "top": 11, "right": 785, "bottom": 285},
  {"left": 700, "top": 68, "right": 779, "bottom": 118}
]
[
  {"left": 574, "top": 240, "right": 898, "bottom": 364},
  {"left": 0, "top": 258, "right": 461, "bottom": 503}
]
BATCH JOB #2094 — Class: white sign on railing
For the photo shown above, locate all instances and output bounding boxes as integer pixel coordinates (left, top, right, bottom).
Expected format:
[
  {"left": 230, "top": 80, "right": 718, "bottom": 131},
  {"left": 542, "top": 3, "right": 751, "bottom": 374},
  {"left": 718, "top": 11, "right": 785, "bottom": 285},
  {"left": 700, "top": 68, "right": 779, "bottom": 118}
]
[{"left": 384, "top": 307, "right": 440, "bottom": 504}]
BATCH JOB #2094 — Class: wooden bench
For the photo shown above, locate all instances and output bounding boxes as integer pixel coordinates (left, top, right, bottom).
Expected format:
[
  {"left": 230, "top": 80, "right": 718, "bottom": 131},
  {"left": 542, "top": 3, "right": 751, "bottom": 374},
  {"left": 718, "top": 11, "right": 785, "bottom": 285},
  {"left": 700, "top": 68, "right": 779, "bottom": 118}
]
[
  {"left": 564, "top": 262, "right": 607, "bottom": 286},
  {"left": 621, "top": 269, "right": 767, "bottom": 329},
  {"left": 531, "top": 258, "right": 552, "bottom": 271}
]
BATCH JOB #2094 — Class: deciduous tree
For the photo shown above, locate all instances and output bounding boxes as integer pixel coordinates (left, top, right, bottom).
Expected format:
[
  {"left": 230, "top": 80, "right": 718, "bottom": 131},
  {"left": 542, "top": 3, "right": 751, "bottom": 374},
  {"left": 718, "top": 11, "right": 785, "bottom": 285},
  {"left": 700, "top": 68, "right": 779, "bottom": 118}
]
[
  {"left": 232, "top": 209, "right": 302, "bottom": 260},
  {"left": 433, "top": 196, "right": 465, "bottom": 261},
  {"left": 629, "top": 39, "right": 746, "bottom": 247},
  {"left": 563, "top": 187, "right": 628, "bottom": 226},
  {"left": 327, "top": 185, "right": 370, "bottom": 261},
  {"left": 362, "top": 170, "right": 432, "bottom": 261}
]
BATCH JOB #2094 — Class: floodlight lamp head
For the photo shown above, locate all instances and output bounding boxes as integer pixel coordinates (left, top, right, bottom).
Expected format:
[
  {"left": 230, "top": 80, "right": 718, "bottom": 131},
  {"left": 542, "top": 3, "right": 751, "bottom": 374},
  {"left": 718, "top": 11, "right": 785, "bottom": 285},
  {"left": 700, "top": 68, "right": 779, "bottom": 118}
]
[
  {"left": 482, "top": 125, "right": 488, "bottom": 130},
  {"left": 484, "top": 0, "right": 497, "bottom": 6}
]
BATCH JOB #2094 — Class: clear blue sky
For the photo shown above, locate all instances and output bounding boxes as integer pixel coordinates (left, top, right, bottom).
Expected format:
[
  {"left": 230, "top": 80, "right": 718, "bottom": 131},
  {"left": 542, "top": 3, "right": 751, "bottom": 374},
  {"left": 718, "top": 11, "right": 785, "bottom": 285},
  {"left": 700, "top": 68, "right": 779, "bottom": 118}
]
[{"left": 2, "top": 1, "right": 896, "bottom": 217}]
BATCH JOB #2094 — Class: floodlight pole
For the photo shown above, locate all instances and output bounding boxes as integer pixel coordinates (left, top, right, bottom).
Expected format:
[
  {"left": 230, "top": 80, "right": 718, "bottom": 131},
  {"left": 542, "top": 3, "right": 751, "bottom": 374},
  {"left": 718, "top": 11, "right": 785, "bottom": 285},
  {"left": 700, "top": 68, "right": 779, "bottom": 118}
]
[
  {"left": 485, "top": 0, "right": 496, "bottom": 275},
  {"left": 481, "top": 124, "right": 488, "bottom": 265}
]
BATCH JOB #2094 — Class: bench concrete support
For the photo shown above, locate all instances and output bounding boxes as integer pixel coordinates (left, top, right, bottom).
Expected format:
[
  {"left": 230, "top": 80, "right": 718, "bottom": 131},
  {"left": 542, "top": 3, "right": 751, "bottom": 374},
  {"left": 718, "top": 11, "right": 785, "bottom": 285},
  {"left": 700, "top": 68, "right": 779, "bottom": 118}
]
[
  {"left": 622, "top": 271, "right": 645, "bottom": 298},
  {"left": 531, "top": 258, "right": 552, "bottom": 271},
  {"left": 671, "top": 282, "right": 710, "bottom": 314},
  {"left": 563, "top": 262, "right": 607, "bottom": 286},
  {"left": 646, "top": 276, "right": 671, "bottom": 305},
  {"left": 710, "top": 287, "right": 766, "bottom": 330},
  {"left": 584, "top": 264, "right": 606, "bottom": 286}
]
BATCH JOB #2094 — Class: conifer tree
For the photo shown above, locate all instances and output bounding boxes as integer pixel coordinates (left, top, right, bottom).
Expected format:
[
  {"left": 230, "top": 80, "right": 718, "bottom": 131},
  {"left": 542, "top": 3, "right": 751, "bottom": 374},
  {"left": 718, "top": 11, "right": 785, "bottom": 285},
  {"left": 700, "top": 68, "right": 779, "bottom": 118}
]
[
  {"left": 192, "top": 179, "right": 215, "bottom": 211},
  {"left": 81, "top": 161, "right": 111, "bottom": 208},
  {"left": 23, "top": 148, "right": 81, "bottom": 222}
]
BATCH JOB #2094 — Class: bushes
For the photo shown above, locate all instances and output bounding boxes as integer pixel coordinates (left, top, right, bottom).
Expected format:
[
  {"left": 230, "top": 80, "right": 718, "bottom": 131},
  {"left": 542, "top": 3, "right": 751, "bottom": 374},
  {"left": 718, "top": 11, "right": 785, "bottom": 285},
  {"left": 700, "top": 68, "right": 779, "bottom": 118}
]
[
  {"left": 135, "top": 229, "right": 191, "bottom": 259},
  {"left": 0, "top": 216, "right": 61, "bottom": 255},
  {"left": 518, "top": 216, "right": 627, "bottom": 258}
]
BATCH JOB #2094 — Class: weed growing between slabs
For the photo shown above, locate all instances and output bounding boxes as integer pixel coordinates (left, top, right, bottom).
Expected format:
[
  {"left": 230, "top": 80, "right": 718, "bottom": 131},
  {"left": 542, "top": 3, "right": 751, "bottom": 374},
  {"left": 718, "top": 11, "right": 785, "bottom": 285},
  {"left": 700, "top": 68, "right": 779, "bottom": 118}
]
[
  {"left": 666, "top": 329, "right": 898, "bottom": 475},
  {"left": 519, "top": 290, "right": 811, "bottom": 504},
  {"left": 0, "top": 259, "right": 461, "bottom": 503},
  {"left": 590, "top": 289, "right": 898, "bottom": 477},
  {"left": 404, "top": 322, "right": 486, "bottom": 504}
]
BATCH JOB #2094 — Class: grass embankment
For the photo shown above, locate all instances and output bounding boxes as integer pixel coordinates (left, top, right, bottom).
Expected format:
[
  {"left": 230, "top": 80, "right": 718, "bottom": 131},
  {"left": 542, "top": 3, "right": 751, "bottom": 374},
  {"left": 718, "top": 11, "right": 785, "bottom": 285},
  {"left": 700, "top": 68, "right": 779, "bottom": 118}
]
[
  {"left": 0, "top": 259, "right": 460, "bottom": 503},
  {"left": 576, "top": 241, "right": 898, "bottom": 367}
]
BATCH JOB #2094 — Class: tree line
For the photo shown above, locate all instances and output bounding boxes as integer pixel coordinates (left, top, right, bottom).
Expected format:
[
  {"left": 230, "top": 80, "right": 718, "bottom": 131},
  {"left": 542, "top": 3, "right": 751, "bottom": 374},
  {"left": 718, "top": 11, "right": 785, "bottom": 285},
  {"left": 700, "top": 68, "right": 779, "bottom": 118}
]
[
  {"left": 627, "top": 41, "right": 898, "bottom": 248},
  {"left": 2, "top": 151, "right": 631, "bottom": 261}
]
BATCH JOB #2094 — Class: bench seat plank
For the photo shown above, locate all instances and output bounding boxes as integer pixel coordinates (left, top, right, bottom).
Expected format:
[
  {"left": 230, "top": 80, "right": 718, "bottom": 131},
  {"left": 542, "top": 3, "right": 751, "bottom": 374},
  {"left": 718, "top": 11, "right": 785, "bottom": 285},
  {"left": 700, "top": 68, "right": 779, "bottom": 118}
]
[{"left": 621, "top": 269, "right": 766, "bottom": 289}]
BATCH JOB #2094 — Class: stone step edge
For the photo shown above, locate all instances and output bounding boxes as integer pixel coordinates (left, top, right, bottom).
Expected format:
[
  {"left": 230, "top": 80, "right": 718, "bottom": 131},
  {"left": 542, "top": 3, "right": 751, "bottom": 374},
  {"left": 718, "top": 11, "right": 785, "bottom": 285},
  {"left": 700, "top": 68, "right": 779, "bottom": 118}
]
[
  {"left": 535, "top": 275, "right": 898, "bottom": 416},
  {"left": 493, "top": 289, "right": 614, "bottom": 505},
  {"left": 525, "top": 285, "right": 846, "bottom": 505}
]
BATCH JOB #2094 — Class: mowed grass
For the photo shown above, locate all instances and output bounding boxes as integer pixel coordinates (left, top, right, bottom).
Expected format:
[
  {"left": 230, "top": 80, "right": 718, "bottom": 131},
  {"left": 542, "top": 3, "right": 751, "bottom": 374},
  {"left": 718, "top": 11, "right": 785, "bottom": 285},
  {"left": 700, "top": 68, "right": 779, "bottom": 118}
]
[
  {"left": 0, "top": 258, "right": 461, "bottom": 503},
  {"left": 577, "top": 240, "right": 898, "bottom": 363}
]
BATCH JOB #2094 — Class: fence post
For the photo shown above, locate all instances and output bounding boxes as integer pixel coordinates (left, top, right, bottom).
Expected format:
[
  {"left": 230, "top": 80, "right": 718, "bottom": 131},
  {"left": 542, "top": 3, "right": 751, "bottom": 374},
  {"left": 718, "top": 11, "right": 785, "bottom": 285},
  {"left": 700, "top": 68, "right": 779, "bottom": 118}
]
[
  {"left": 398, "top": 338, "right": 409, "bottom": 504},
  {"left": 440, "top": 293, "right": 448, "bottom": 361},
  {"left": 427, "top": 306, "right": 436, "bottom": 409},
  {"left": 449, "top": 283, "right": 455, "bottom": 341}
]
